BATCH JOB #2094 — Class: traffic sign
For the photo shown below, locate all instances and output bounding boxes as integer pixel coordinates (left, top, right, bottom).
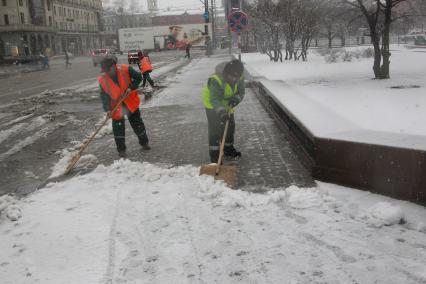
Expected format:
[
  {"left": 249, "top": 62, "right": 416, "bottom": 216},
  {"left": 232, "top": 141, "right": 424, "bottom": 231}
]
[
  {"left": 203, "top": 11, "right": 209, "bottom": 21},
  {"left": 228, "top": 11, "right": 249, "bottom": 33}
]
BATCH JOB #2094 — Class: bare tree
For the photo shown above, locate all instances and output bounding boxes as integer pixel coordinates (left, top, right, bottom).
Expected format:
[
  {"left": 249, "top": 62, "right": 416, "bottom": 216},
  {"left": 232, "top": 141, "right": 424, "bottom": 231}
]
[
  {"left": 297, "top": 0, "right": 321, "bottom": 60},
  {"left": 247, "top": 0, "right": 284, "bottom": 62},
  {"left": 343, "top": 0, "right": 410, "bottom": 79},
  {"left": 247, "top": 0, "right": 320, "bottom": 62}
]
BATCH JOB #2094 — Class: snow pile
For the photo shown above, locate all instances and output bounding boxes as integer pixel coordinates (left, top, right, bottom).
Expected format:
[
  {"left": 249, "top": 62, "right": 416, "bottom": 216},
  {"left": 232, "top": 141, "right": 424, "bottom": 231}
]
[
  {"left": 320, "top": 47, "right": 374, "bottom": 63},
  {"left": 359, "top": 202, "right": 405, "bottom": 227},
  {"left": 0, "top": 195, "right": 22, "bottom": 221},
  {"left": 286, "top": 185, "right": 323, "bottom": 209},
  {"left": 49, "top": 148, "right": 98, "bottom": 178},
  {"left": 1, "top": 161, "right": 426, "bottom": 283}
]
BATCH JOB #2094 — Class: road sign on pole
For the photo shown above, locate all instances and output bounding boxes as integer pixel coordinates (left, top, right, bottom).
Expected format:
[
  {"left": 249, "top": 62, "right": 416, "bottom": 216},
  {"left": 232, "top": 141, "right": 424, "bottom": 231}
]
[
  {"left": 203, "top": 11, "right": 209, "bottom": 21},
  {"left": 228, "top": 11, "right": 249, "bottom": 33}
]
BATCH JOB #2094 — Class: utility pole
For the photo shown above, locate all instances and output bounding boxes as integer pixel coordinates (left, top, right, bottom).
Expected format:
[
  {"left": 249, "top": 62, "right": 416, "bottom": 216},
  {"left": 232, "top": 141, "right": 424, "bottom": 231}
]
[
  {"left": 204, "top": 0, "right": 209, "bottom": 37},
  {"left": 226, "top": 0, "right": 231, "bottom": 55},
  {"left": 211, "top": 0, "right": 216, "bottom": 48}
]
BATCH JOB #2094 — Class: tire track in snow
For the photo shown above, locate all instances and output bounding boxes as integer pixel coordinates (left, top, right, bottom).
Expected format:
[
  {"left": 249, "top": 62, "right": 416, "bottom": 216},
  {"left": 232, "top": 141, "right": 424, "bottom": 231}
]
[
  {"left": 179, "top": 190, "right": 207, "bottom": 284},
  {"left": 102, "top": 188, "right": 122, "bottom": 284},
  {"left": 0, "top": 123, "right": 64, "bottom": 161}
]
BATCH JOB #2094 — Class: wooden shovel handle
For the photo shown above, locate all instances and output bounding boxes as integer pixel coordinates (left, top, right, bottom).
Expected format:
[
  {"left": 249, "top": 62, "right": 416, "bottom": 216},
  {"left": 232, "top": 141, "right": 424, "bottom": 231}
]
[
  {"left": 64, "top": 89, "right": 132, "bottom": 175},
  {"left": 215, "top": 117, "right": 230, "bottom": 175}
]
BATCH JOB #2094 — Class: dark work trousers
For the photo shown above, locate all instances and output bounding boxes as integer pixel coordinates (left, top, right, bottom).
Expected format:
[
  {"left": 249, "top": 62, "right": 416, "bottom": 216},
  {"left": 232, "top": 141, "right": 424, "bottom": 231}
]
[
  {"left": 112, "top": 108, "right": 149, "bottom": 153},
  {"left": 142, "top": 72, "right": 155, "bottom": 88},
  {"left": 205, "top": 108, "right": 235, "bottom": 163}
]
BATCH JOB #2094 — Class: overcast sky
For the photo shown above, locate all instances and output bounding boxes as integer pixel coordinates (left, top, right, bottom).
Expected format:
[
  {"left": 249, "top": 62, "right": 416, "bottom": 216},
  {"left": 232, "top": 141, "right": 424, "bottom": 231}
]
[{"left": 157, "top": 0, "right": 222, "bottom": 10}]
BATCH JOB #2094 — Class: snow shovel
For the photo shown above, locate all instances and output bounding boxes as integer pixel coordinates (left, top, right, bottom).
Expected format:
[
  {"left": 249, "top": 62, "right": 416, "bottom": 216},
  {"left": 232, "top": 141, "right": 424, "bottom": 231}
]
[
  {"left": 199, "top": 115, "right": 237, "bottom": 188},
  {"left": 64, "top": 89, "right": 131, "bottom": 175}
]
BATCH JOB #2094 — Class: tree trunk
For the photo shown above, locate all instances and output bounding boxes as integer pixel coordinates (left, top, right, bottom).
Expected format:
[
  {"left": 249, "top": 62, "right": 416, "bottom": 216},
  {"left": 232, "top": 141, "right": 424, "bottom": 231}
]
[
  {"left": 328, "top": 31, "right": 332, "bottom": 48},
  {"left": 371, "top": 32, "right": 382, "bottom": 78},
  {"left": 380, "top": 1, "right": 392, "bottom": 79}
]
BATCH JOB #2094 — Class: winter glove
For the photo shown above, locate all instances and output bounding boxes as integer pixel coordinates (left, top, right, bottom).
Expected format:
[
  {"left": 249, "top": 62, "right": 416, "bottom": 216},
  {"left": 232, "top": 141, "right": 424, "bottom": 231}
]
[
  {"left": 217, "top": 109, "right": 229, "bottom": 124},
  {"left": 228, "top": 97, "right": 240, "bottom": 108}
]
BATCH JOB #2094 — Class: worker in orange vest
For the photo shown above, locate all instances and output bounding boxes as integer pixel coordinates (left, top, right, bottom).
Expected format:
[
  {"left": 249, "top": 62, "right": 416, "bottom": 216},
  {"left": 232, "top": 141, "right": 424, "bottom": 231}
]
[
  {"left": 98, "top": 56, "right": 151, "bottom": 157},
  {"left": 137, "top": 51, "right": 155, "bottom": 89}
]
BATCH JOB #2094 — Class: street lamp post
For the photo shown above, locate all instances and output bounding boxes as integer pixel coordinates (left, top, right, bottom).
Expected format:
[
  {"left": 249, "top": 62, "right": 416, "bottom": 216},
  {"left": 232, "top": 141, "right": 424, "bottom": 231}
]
[{"left": 204, "top": 0, "right": 209, "bottom": 36}]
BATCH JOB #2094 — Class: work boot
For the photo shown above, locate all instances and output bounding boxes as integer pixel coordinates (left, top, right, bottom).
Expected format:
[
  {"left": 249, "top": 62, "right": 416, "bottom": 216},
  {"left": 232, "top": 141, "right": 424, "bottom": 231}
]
[
  {"left": 209, "top": 150, "right": 219, "bottom": 163},
  {"left": 141, "top": 143, "right": 151, "bottom": 150},
  {"left": 224, "top": 146, "right": 241, "bottom": 158}
]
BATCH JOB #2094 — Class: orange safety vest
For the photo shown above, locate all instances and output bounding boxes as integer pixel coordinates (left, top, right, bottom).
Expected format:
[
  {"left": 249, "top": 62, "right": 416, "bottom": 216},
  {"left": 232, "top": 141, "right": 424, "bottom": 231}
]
[
  {"left": 98, "top": 64, "right": 140, "bottom": 121},
  {"left": 139, "top": 57, "right": 153, "bottom": 74}
]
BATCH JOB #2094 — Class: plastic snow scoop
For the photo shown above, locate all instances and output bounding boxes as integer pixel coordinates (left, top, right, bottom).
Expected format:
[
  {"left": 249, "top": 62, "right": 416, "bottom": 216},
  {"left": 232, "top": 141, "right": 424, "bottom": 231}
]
[
  {"left": 199, "top": 116, "right": 237, "bottom": 188},
  {"left": 64, "top": 89, "right": 131, "bottom": 175}
]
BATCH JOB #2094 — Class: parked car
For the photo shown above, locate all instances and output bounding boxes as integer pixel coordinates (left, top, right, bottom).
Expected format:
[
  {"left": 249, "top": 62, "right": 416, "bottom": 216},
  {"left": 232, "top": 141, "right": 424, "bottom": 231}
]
[
  {"left": 91, "top": 49, "right": 110, "bottom": 67},
  {"left": 127, "top": 50, "right": 141, "bottom": 64}
]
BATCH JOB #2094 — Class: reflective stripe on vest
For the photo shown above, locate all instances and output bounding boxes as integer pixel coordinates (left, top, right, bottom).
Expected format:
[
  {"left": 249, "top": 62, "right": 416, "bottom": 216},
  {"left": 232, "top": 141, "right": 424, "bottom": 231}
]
[
  {"left": 203, "top": 74, "right": 240, "bottom": 112},
  {"left": 98, "top": 64, "right": 140, "bottom": 120}
]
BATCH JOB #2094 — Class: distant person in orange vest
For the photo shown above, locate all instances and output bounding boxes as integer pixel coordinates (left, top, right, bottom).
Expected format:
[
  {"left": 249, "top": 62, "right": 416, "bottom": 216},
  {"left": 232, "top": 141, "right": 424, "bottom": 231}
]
[
  {"left": 137, "top": 51, "right": 155, "bottom": 89},
  {"left": 98, "top": 56, "right": 151, "bottom": 157}
]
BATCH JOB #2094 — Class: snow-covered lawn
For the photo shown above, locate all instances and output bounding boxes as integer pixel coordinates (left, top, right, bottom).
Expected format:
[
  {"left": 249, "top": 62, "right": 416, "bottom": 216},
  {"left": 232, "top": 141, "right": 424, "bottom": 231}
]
[
  {"left": 1, "top": 160, "right": 425, "bottom": 283},
  {"left": 242, "top": 46, "right": 426, "bottom": 150}
]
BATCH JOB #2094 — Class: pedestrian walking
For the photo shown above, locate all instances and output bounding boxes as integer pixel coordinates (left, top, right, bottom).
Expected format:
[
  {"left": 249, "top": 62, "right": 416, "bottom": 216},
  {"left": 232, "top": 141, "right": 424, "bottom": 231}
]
[
  {"left": 98, "top": 56, "right": 151, "bottom": 157},
  {"left": 202, "top": 59, "right": 245, "bottom": 163},
  {"left": 137, "top": 51, "right": 155, "bottom": 89},
  {"left": 65, "top": 50, "right": 71, "bottom": 68},
  {"left": 185, "top": 43, "right": 191, "bottom": 59},
  {"left": 40, "top": 53, "right": 49, "bottom": 69}
]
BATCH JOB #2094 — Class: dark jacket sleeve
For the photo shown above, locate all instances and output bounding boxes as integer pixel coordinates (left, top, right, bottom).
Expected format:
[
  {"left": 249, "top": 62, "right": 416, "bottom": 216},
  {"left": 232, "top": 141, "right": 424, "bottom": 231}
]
[
  {"left": 99, "top": 83, "right": 111, "bottom": 112},
  {"left": 207, "top": 78, "right": 226, "bottom": 113},
  {"left": 128, "top": 65, "right": 142, "bottom": 90},
  {"left": 232, "top": 77, "right": 246, "bottom": 106}
]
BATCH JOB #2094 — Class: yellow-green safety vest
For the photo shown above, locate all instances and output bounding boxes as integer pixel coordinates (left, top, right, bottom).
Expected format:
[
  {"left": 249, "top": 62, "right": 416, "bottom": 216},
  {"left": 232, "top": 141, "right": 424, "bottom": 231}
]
[{"left": 203, "top": 74, "right": 240, "bottom": 113}]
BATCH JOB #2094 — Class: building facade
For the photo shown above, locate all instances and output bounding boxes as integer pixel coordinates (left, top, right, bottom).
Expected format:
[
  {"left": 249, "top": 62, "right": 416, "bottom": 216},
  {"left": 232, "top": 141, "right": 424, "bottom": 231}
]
[
  {"left": 0, "top": 0, "right": 56, "bottom": 61},
  {"left": 0, "top": 0, "right": 104, "bottom": 62},
  {"left": 52, "top": 0, "right": 103, "bottom": 55}
]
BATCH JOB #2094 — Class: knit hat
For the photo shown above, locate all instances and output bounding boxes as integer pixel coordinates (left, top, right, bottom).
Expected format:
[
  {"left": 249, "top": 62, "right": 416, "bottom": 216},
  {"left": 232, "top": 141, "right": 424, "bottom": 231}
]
[
  {"left": 224, "top": 59, "right": 244, "bottom": 77},
  {"left": 101, "top": 55, "right": 118, "bottom": 72}
]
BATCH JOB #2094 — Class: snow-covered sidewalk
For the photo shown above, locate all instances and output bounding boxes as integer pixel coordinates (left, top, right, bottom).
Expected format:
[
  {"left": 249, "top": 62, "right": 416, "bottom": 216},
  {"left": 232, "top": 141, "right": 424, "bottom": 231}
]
[{"left": 1, "top": 160, "right": 426, "bottom": 283}]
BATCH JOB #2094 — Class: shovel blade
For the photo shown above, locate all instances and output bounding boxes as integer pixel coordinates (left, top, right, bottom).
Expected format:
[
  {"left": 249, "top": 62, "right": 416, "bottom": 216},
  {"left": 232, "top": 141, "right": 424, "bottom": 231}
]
[{"left": 199, "top": 164, "right": 237, "bottom": 189}]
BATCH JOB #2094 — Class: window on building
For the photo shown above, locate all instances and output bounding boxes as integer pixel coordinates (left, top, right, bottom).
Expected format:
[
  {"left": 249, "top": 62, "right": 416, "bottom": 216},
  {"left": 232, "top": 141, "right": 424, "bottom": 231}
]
[
  {"left": 49, "top": 16, "right": 52, "bottom": 26},
  {"left": 20, "top": 12, "right": 25, "bottom": 24},
  {"left": 19, "top": 0, "right": 23, "bottom": 6},
  {"left": 2, "top": 0, "right": 7, "bottom": 6},
  {"left": 4, "top": 14, "right": 9, "bottom": 25},
  {"left": 47, "top": 0, "right": 50, "bottom": 10}
]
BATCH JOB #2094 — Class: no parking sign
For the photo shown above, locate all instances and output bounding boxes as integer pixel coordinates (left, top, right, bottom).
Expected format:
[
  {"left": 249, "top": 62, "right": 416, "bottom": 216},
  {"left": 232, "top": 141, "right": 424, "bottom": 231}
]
[{"left": 228, "top": 11, "right": 249, "bottom": 33}]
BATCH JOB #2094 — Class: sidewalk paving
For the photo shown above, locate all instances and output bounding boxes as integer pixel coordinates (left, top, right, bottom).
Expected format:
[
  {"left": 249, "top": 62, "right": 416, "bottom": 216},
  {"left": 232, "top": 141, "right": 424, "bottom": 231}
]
[{"left": 88, "top": 54, "right": 315, "bottom": 190}]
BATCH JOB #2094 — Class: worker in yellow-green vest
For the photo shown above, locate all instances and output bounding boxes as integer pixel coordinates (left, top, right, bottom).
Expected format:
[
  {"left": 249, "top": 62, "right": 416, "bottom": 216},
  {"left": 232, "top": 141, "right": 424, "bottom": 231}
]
[{"left": 202, "top": 59, "right": 245, "bottom": 163}]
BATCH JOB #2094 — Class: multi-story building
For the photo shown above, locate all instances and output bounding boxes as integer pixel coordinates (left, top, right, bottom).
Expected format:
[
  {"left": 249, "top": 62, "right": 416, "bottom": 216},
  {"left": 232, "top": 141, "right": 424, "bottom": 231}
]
[
  {"left": 0, "top": 0, "right": 56, "bottom": 61},
  {"left": 52, "top": 0, "right": 103, "bottom": 55},
  {"left": 0, "top": 0, "right": 104, "bottom": 62}
]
